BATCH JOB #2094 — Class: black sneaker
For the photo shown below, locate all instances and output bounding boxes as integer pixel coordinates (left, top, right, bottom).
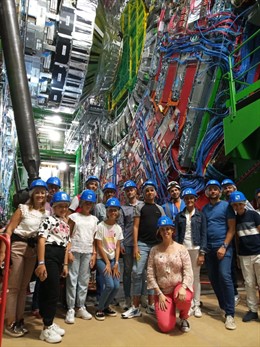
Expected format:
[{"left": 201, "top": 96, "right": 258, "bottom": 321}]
[
  {"left": 16, "top": 319, "right": 29, "bottom": 334},
  {"left": 242, "top": 310, "right": 259, "bottom": 322},
  {"left": 104, "top": 307, "right": 117, "bottom": 317},
  {"left": 5, "top": 322, "right": 24, "bottom": 337},
  {"left": 95, "top": 311, "right": 105, "bottom": 321},
  {"left": 180, "top": 319, "right": 190, "bottom": 333}
]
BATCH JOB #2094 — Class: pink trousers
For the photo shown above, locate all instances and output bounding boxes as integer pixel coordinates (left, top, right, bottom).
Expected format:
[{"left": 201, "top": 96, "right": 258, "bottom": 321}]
[{"left": 155, "top": 283, "right": 193, "bottom": 333}]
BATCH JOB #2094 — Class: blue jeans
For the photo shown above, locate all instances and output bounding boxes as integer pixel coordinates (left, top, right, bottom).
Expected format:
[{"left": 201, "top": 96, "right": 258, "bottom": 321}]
[
  {"left": 66, "top": 252, "right": 91, "bottom": 309},
  {"left": 96, "top": 258, "right": 120, "bottom": 311},
  {"left": 132, "top": 241, "right": 154, "bottom": 296},
  {"left": 205, "top": 247, "right": 235, "bottom": 316},
  {"left": 123, "top": 246, "right": 147, "bottom": 298}
]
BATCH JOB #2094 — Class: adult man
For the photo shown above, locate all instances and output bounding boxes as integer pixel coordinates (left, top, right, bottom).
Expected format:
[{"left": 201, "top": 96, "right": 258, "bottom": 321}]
[
  {"left": 162, "top": 181, "right": 185, "bottom": 221},
  {"left": 202, "top": 180, "right": 236, "bottom": 330},
  {"left": 229, "top": 191, "right": 260, "bottom": 323},
  {"left": 221, "top": 179, "right": 254, "bottom": 211},
  {"left": 118, "top": 180, "right": 146, "bottom": 310},
  {"left": 255, "top": 188, "right": 260, "bottom": 214},
  {"left": 122, "top": 180, "right": 165, "bottom": 319},
  {"left": 69, "top": 175, "right": 99, "bottom": 213}
]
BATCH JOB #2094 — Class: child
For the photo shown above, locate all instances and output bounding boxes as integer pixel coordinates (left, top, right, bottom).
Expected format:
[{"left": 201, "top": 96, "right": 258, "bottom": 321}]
[
  {"left": 65, "top": 189, "right": 98, "bottom": 324},
  {"left": 35, "top": 192, "right": 71, "bottom": 344},
  {"left": 95, "top": 197, "right": 123, "bottom": 321},
  {"left": 230, "top": 191, "right": 260, "bottom": 323}
]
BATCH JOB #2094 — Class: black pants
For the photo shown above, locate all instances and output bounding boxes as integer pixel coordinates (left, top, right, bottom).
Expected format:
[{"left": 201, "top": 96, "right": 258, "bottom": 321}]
[{"left": 39, "top": 245, "right": 65, "bottom": 326}]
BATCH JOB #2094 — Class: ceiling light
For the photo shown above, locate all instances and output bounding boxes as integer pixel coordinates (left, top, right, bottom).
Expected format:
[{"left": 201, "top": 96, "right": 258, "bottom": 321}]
[
  {"left": 58, "top": 162, "right": 67, "bottom": 171},
  {"left": 49, "top": 130, "right": 61, "bottom": 142},
  {"left": 44, "top": 115, "right": 62, "bottom": 124}
]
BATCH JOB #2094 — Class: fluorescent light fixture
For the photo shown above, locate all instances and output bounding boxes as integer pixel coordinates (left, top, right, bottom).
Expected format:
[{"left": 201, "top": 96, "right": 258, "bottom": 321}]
[{"left": 49, "top": 130, "right": 61, "bottom": 142}]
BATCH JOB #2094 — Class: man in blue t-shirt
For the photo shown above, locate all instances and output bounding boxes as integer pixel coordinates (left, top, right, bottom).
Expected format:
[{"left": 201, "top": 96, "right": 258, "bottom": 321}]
[
  {"left": 230, "top": 191, "right": 260, "bottom": 323},
  {"left": 202, "top": 180, "right": 236, "bottom": 331}
]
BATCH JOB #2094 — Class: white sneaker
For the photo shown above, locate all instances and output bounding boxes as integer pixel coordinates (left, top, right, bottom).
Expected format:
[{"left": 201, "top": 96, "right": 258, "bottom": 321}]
[
  {"left": 76, "top": 307, "right": 92, "bottom": 320},
  {"left": 52, "top": 323, "right": 65, "bottom": 336},
  {"left": 194, "top": 306, "right": 202, "bottom": 318},
  {"left": 65, "top": 308, "right": 75, "bottom": 324},
  {"left": 121, "top": 306, "right": 142, "bottom": 319},
  {"left": 225, "top": 315, "right": 236, "bottom": 330},
  {"left": 234, "top": 295, "right": 240, "bottom": 306},
  {"left": 141, "top": 295, "right": 148, "bottom": 308},
  {"left": 39, "top": 326, "right": 62, "bottom": 343},
  {"left": 188, "top": 307, "right": 194, "bottom": 317}
]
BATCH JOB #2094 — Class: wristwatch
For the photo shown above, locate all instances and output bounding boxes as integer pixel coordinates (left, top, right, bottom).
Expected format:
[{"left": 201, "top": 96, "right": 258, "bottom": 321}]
[{"left": 221, "top": 242, "right": 228, "bottom": 249}]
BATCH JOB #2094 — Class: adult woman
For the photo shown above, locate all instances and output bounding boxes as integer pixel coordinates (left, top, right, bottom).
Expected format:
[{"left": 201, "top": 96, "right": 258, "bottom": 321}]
[
  {"left": 0, "top": 179, "right": 48, "bottom": 337},
  {"left": 147, "top": 216, "right": 193, "bottom": 333},
  {"left": 175, "top": 188, "right": 207, "bottom": 318}
]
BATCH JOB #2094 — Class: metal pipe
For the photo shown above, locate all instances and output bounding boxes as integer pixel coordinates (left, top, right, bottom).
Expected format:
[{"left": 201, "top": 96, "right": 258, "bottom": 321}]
[{"left": 0, "top": 0, "right": 40, "bottom": 185}]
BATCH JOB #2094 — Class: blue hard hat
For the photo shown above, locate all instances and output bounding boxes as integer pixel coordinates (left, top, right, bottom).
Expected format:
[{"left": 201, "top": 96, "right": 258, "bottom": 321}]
[
  {"left": 86, "top": 175, "right": 100, "bottom": 184},
  {"left": 51, "top": 191, "right": 70, "bottom": 206},
  {"left": 182, "top": 187, "right": 198, "bottom": 198},
  {"left": 80, "top": 189, "right": 97, "bottom": 203},
  {"left": 205, "top": 179, "right": 221, "bottom": 190},
  {"left": 103, "top": 182, "right": 117, "bottom": 192},
  {"left": 142, "top": 180, "right": 157, "bottom": 191},
  {"left": 105, "top": 197, "right": 121, "bottom": 209},
  {"left": 229, "top": 191, "right": 247, "bottom": 204},
  {"left": 30, "top": 179, "right": 48, "bottom": 191},
  {"left": 157, "top": 216, "right": 175, "bottom": 228},
  {"left": 46, "top": 176, "right": 61, "bottom": 188},
  {"left": 221, "top": 178, "right": 236, "bottom": 187},
  {"left": 123, "top": 180, "right": 137, "bottom": 190}
]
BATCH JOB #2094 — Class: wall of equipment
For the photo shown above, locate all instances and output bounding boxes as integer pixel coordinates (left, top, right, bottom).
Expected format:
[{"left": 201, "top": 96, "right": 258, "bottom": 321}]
[{"left": 81, "top": 0, "right": 260, "bottom": 204}]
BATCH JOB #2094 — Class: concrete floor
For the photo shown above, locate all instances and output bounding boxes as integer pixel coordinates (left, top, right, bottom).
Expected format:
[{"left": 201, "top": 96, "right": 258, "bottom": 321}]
[{"left": 2, "top": 291, "right": 260, "bottom": 347}]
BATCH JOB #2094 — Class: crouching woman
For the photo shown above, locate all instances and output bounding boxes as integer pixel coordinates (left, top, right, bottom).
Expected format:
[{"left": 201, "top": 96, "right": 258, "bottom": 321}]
[{"left": 147, "top": 216, "right": 193, "bottom": 333}]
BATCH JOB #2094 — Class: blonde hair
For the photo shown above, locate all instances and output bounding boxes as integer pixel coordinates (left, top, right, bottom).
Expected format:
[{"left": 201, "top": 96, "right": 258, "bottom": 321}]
[{"left": 27, "top": 190, "right": 47, "bottom": 212}]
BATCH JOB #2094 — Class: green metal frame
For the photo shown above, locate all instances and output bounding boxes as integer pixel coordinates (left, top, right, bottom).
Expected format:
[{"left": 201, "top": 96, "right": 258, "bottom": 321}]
[{"left": 223, "top": 28, "right": 260, "bottom": 157}]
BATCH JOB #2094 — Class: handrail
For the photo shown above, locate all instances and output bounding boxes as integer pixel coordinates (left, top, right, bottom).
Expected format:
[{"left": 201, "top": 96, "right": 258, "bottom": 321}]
[{"left": 0, "top": 233, "right": 11, "bottom": 347}]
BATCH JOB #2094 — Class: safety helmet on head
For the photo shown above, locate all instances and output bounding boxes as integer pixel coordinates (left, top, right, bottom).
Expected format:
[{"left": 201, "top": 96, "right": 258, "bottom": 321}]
[
  {"left": 221, "top": 178, "right": 236, "bottom": 187},
  {"left": 80, "top": 189, "right": 97, "bottom": 203},
  {"left": 142, "top": 180, "right": 157, "bottom": 191},
  {"left": 46, "top": 177, "right": 61, "bottom": 188},
  {"left": 85, "top": 175, "right": 100, "bottom": 184},
  {"left": 182, "top": 188, "right": 198, "bottom": 198},
  {"left": 157, "top": 216, "right": 175, "bottom": 229},
  {"left": 30, "top": 179, "right": 48, "bottom": 191},
  {"left": 229, "top": 191, "right": 246, "bottom": 204},
  {"left": 105, "top": 197, "right": 121, "bottom": 209},
  {"left": 51, "top": 191, "right": 70, "bottom": 206},
  {"left": 123, "top": 180, "right": 137, "bottom": 190},
  {"left": 167, "top": 181, "right": 181, "bottom": 191},
  {"left": 102, "top": 182, "right": 117, "bottom": 192},
  {"left": 205, "top": 179, "right": 221, "bottom": 190}
]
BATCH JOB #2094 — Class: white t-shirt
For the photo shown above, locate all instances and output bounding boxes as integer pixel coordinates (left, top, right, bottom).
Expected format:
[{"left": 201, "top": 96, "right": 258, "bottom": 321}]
[
  {"left": 95, "top": 221, "right": 124, "bottom": 260},
  {"left": 183, "top": 209, "right": 199, "bottom": 250},
  {"left": 69, "top": 213, "right": 98, "bottom": 253}
]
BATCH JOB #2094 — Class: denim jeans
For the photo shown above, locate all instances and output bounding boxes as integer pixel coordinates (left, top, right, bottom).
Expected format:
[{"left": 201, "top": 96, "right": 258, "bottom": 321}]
[
  {"left": 66, "top": 252, "right": 92, "bottom": 309},
  {"left": 123, "top": 246, "right": 147, "bottom": 298},
  {"left": 96, "top": 258, "right": 120, "bottom": 311},
  {"left": 132, "top": 241, "right": 154, "bottom": 296},
  {"left": 205, "top": 247, "right": 235, "bottom": 316}
]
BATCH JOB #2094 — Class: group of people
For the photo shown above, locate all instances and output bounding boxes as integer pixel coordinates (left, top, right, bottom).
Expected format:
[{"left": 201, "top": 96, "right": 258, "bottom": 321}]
[{"left": 0, "top": 175, "right": 259, "bottom": 343}]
